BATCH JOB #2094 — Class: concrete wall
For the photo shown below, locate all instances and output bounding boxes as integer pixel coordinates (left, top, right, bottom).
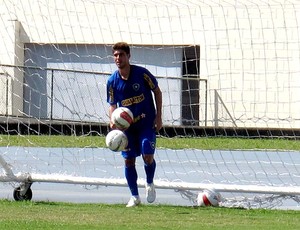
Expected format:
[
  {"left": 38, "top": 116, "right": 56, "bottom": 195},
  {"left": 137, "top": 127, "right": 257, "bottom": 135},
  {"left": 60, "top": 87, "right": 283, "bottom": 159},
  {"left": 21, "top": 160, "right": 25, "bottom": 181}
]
[{"left": 0, "top": 20, "right": 26, "bottom": 116}]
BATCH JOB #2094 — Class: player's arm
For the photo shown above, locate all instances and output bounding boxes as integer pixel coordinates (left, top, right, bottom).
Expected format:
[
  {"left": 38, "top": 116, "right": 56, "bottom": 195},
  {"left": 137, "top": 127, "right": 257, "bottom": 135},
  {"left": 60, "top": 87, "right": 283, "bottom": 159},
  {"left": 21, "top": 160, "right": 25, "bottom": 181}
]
[
  {"left": 109, "top": 104, "right": 117, "bottom": 129},
  {"left": 153, "top": 86, "right": 162, "bottom": 131}
]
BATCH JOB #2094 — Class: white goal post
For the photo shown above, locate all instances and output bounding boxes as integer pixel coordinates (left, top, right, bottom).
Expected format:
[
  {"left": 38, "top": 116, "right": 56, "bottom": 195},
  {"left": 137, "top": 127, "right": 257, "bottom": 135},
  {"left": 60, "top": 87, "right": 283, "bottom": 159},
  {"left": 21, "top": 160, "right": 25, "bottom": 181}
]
[
  {"left": 0, "top": 0, "right": 300, "bottom": 209},
  {"left": 1, "top": 146, "right": 300, "bottom": 208}
]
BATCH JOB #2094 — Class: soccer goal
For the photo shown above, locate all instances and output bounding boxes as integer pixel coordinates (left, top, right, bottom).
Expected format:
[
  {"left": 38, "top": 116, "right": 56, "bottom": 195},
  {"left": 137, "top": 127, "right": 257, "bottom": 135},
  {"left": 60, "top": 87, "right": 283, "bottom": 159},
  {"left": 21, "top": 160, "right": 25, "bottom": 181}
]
[{"left": 1, "top": 0, "right": 300, "bottom": 209}]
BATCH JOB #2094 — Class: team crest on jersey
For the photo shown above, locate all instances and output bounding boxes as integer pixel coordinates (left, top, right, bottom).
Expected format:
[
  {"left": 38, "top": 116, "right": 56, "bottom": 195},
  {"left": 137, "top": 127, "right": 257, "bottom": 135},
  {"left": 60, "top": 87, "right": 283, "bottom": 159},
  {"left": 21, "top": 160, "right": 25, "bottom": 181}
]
[{"left": 133, "top": 83, "right": 140, "bottom": 91}]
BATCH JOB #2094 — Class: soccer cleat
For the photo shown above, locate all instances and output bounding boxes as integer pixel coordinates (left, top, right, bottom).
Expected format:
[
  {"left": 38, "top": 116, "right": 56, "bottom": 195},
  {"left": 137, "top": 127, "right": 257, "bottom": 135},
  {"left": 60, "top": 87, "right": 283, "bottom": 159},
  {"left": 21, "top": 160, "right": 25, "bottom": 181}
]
[
  {"left": 145, "top": 183, "right": 156, "bottom": 203},
  {"left": 126, "top": 196, "right": 141, "bottom": 207}
]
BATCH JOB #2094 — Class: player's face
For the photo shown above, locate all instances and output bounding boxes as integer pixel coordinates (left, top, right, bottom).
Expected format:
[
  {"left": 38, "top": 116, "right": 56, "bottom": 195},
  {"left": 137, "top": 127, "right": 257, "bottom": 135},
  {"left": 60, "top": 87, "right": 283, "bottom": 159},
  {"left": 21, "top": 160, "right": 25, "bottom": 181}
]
[{"left": 113, "top": 50, "right": 130, "bottom": 69}]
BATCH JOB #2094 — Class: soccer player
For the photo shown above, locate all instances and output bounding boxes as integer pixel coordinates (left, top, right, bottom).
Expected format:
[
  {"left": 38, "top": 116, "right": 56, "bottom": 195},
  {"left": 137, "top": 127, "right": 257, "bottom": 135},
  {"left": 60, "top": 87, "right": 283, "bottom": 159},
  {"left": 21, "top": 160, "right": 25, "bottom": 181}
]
[{"left": 106, "top": 42, "right": 163, "bottom": 207}]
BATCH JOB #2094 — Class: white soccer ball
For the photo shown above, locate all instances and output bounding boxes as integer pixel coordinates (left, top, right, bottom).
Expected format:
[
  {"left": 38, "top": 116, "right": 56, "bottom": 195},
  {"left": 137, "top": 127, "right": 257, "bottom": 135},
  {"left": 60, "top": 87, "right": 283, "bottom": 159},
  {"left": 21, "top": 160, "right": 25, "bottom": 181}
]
[
  {"left": 105, "top": 129, "right": 128, "bottom": 152},
  {"left": 197, "top": 189, "right": 222, "bottom": 207},
  {"left": 111, "top": 107, "right": 134, "bottom": 130}
]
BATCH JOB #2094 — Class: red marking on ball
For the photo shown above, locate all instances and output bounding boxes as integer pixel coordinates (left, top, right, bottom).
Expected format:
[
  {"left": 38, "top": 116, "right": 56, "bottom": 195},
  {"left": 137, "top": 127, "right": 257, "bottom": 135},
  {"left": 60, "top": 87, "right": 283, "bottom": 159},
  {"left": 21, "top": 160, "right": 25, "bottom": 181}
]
[
  {"left": 120, "top": 111, "right": 133, "bottom": 124},
  {"left": 202, "top": 194, "right": 212, "bottom": 206}
]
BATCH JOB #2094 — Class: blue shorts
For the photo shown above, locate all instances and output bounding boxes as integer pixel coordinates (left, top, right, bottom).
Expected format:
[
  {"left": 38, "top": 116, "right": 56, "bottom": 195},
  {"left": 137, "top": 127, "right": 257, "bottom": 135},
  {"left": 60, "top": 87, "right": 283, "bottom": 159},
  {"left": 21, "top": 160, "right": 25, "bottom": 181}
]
[{"left": 122, "top": 125, "right": 156, "bottom": 159}]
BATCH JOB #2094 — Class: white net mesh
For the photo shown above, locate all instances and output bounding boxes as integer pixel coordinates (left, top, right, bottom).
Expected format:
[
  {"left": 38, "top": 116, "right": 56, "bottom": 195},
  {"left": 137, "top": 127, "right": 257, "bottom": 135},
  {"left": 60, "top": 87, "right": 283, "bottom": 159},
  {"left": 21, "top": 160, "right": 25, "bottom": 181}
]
[{"left": 1, "top": 0, "right": 300, "bottom": 209}]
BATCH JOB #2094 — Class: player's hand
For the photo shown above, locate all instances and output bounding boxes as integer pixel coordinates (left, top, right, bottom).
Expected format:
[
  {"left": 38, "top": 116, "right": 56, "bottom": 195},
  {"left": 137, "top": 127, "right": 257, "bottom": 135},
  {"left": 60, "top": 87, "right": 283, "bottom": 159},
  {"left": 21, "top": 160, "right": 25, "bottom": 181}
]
[
  {"left": 154, "top": 117, "right": 162, "bottom": 132},
  {"left": 110, "top": 121, "right": 116, "bottom": 129}
]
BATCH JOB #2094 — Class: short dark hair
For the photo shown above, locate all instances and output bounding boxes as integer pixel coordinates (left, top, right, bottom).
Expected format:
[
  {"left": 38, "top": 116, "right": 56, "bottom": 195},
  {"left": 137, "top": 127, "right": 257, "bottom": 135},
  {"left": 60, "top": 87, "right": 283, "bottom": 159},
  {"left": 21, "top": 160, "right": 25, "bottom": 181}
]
[{"left": 112, "top": 42, "right": 130, "bottom": 54}]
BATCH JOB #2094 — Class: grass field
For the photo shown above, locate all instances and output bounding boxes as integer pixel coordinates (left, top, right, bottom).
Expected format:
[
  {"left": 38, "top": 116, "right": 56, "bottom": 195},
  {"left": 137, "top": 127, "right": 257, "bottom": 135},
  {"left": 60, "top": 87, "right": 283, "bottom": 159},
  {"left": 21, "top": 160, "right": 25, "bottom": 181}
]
[
  {"left": 0, "top": 135, "right": 299, "bottom": 229},
  {"left": 0, "top": 199, "right": 299, "bottom": 230},
  {"left": 1, "top": 134, "right": 300, "bottom": 150}
]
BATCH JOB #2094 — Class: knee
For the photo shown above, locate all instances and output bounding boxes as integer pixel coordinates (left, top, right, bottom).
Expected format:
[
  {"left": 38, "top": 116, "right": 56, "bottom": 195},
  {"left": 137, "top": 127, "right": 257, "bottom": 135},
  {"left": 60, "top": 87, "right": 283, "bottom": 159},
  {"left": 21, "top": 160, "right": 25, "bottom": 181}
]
[
  {"left": 125, "top": 158, "right": 136, "bottom": 167},
  {"left": 143, "top": 154, "right": 154, "bottom": 165}
]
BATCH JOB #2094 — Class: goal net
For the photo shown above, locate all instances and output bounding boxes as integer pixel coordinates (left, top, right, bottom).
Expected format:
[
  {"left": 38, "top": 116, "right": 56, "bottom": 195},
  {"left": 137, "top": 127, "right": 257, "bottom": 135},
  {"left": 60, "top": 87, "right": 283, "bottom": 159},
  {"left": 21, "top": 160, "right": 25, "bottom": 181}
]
[{"left": 1, "top": 0, "right": 300, "bottom": 209}]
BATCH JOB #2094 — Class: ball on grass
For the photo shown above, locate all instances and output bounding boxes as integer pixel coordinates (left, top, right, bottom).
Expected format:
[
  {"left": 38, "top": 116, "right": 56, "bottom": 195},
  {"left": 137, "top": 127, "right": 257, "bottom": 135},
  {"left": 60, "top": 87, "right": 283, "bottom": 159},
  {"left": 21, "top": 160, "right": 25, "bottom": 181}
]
[{"left": 197, "top": 189, "right": 222, "bottom": 207}]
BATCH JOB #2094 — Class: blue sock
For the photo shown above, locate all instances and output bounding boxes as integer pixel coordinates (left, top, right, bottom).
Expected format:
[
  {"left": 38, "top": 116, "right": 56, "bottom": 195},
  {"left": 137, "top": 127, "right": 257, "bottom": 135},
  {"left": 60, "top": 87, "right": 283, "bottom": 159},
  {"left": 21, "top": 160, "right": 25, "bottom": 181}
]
[
  {"left": 125, "top": 165, "right": 139, "bottom": 196},
  {"left": 144, "top": 159, "right": 156, "bottom": 184}
]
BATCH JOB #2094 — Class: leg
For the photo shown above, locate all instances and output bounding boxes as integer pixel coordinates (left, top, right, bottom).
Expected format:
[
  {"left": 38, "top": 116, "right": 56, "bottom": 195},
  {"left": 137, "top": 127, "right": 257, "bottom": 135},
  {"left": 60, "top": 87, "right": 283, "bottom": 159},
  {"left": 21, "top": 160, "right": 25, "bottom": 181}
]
[
  {"left": 140, "top": 131, "right": 157, "bottom": 203},
  {"left": 143, "top": 154, "right": 156, "bottom": 184},
  {"left": 124, "top": 157, "right": 141, "bottom": 207},
  {"left": 122, "top": 128, "right": 143, "bottom": 207},
  {"left": 143, "top": 154, "right": 156, "bottom": 203},
  {"left": 125, "top": 158, "right": 139, "bottom": 196}
]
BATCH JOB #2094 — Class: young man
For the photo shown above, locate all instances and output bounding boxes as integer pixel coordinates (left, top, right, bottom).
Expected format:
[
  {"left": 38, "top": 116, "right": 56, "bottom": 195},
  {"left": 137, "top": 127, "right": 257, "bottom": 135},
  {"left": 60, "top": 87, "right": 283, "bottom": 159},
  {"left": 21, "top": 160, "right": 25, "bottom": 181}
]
[{"left": 106, "top": 42, "right": 162, "bottom": 207}]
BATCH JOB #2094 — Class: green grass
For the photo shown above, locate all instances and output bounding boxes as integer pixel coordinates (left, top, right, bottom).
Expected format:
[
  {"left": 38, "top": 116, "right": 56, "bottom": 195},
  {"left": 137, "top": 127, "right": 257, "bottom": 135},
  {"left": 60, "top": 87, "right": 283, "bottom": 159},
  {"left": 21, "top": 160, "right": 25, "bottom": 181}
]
[
  {"left": 0, "top": 200, "right": 299, "bottom": 230},
  {"left": 1, "top": 134, "right": 300, "bottom": 150},
  {"left": 0, "top": 134, "right": 299, "bottom": 229}
]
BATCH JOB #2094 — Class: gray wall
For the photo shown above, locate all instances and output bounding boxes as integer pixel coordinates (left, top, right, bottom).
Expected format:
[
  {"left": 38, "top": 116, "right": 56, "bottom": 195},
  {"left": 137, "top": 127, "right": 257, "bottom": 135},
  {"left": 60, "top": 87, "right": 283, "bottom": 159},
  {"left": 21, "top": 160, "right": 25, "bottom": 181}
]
[{"left": 24, "top": 44, "right": 184, "bottom": 124}]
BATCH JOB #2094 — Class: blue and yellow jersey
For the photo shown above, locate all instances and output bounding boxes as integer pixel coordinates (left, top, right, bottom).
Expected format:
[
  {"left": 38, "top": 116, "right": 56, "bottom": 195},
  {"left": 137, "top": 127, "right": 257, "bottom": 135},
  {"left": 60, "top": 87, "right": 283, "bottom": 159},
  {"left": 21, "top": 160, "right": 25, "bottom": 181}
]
[{"left": 107, "top": 65, "right": 158, "bottom": 125}]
